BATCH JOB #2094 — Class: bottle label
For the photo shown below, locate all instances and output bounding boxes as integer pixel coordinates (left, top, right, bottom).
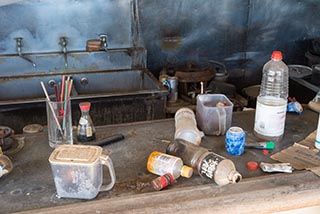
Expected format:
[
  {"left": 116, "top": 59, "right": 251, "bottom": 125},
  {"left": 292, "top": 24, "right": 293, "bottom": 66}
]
[
  {"left": 147, "top": 152, "right": 177, "bottom": 176},
  {"left": 254, "top": 100, "right": 287, "bottom": 136},
  {"left": 86, "top": 127, "right": 93, "bottom": 137},
  {"left": 200, "top": 153, "right": 224, "bottom": 179},
  {"left": 79, "top": 117, "right": 88, "bottom": 125}
]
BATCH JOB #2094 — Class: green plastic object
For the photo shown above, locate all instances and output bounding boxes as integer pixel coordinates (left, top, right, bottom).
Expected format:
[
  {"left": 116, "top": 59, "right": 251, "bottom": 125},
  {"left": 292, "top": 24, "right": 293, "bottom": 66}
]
[{"left": 265, "top": 141, "right": 275, "bottom": 150}]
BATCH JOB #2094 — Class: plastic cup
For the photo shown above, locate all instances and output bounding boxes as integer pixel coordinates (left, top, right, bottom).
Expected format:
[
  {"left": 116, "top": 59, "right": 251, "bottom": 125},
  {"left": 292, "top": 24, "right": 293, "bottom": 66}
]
[
  {"left": 46, "top": 98, "right": 73, "bottom": 148},
  {"left": 225, "top": 127, "right": 246, "bottom": 156}
]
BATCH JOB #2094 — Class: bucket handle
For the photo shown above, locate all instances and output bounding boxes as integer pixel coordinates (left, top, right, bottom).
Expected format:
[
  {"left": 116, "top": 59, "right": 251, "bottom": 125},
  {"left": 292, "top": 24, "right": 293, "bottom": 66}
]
[
  {"left": 99, "top": 153, "right": 116, "bottom": 192},
  {"left": 217, "top": 107, "right": 227, "bottom": 135}
]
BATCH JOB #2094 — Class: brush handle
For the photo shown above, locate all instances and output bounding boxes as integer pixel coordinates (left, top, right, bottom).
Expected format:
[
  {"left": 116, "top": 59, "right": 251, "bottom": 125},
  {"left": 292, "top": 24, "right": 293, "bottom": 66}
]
[{"left": 83, "top": 134, "right": 125, "bottom": 147}]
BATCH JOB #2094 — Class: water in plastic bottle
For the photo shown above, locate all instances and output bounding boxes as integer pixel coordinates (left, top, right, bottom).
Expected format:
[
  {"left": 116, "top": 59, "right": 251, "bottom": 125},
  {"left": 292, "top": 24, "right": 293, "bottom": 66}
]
[{"left": 254, "top": 51, "right": 289, "bottom": 142}]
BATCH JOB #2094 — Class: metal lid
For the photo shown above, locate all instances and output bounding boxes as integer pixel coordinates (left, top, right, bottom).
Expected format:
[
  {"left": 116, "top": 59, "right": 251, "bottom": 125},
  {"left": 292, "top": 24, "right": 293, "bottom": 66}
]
[
  {"left": 288, "top": 65, "right": 312, "bottom": 79},
  {"left": 23, "top": 124, "right": 43, "bottom": 134},
  {"left": 49, "top": 144, "right": 102, "bottom": 164}
]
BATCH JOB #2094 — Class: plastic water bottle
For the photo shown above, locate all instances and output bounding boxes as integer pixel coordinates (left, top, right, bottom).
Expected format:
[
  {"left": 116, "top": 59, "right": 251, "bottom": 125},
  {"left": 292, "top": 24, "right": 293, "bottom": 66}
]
[
  {"left": 166, "top": 139, "right": 242, "bottom": 186},
  {"left": 147, "top": 151, "right": 193, "bottom": 179},
  {"left": 254, "top": 51, "right": 289, "bottom": 142}
]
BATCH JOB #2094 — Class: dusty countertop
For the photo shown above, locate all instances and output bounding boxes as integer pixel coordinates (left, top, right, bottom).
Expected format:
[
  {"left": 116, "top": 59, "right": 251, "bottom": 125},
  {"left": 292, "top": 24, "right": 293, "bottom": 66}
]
[{"left": 1, "top": 109, "right": 320, "bottom": 214}]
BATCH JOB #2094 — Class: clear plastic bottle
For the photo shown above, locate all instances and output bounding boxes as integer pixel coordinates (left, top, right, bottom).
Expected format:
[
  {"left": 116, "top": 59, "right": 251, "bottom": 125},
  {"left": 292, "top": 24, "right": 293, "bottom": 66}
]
[
  {"left": 166, "top": 139, "right": 242, "bottom": 186},
  {"left": 175, "top": 107, "right": 204, "bottom": 145},
  {"left": 77, "top": 102, "right": 96, "bottom": 142},
  {"left": 254, "top": 51, "right": 289, "bottom": 142},
  {"left": 147, "top": 151, "right": 193, "bottom": 179}
]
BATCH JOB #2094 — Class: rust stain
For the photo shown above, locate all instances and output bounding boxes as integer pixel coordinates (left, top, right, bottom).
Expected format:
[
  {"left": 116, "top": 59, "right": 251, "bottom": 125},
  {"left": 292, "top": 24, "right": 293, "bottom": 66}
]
[{"left": 161, "top": 36, "right": 183, "bottom": 51}]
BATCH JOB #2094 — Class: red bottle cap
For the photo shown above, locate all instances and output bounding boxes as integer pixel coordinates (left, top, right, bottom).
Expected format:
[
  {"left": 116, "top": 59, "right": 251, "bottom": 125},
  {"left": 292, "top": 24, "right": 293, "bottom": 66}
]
[
  {"left": 151, "top": 173, "right": 175, "bottom": 191},
  {"left": 246, "top": 161, "right": 259, "bottom": 170},
  {"left": 79, "top": 102, "right": 91, "bottom": 111},
  {"left": 271, "top": 51, "right": 283, "bottom": 60}
]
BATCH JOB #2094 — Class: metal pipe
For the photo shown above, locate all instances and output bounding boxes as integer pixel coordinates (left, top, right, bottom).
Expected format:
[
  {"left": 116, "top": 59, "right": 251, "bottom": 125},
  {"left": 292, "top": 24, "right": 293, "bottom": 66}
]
[
  {"left": 99, "top": 34, "right": 108, "bottom": 51},
  {"left": 59, "top": 37, "right": 68, "bottom": 68},
  {"left": 14, "top": 37, "right": 36, "bottom": 68}
]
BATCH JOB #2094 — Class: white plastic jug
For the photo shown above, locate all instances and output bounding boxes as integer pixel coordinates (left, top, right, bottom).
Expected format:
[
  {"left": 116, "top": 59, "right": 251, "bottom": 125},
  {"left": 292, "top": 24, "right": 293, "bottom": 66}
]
[{"left": 49, "top": 144, "right": 116, "bottom": 199}]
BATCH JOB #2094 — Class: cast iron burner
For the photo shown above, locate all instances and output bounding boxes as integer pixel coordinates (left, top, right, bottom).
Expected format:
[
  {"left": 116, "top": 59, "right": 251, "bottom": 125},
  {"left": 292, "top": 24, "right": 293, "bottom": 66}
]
[
  {"left": 0, "top": 126, "right": 14, "bottom": 151},
  {"left": 161, "top": 61, "right": 216, "bottom": 104}
]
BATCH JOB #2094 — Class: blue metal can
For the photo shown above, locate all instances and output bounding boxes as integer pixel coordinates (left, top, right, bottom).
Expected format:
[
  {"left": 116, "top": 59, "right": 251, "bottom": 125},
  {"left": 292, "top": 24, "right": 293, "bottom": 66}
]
[{"left": 225, "top": 127, "right": 246, "bottom": 155}]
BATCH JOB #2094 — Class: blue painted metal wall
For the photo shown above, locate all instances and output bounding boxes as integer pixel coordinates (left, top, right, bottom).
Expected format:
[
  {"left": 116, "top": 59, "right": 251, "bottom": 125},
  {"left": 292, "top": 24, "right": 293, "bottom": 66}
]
[
  {"left": 138, "top": 0, "right": 320, "bottom": 87},
  {"left": 0, "top": 0, "right": 134, "bottom": 54},
  {"left": 0, "top": 0, "right": 320, "bottom": 89}
]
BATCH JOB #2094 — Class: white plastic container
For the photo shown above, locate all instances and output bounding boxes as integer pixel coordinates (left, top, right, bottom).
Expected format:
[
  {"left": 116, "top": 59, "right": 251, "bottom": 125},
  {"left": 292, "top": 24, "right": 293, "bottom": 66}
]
[
  {"left": 174, "top": 107, "right": 204, "bottom": 145},
  {"left": 196, "top": 94, "right": 233, "bottom": 136},
  {"left": 254, "top": 51, "right": 289, "bottom": 142},
  {"left": 49, "top": 144, "right": 116, "bottom": 199}
]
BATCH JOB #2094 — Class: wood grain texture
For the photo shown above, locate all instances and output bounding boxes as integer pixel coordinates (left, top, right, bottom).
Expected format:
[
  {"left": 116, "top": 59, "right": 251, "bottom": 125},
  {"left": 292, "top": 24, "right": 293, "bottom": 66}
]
[{"left": 17, "top": 171, "right": 320, "bottom": 214}]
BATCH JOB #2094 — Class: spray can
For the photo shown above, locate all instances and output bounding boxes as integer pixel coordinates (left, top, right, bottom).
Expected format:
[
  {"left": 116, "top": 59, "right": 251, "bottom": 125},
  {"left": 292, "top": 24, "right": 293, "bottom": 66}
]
[
  {"left": 147, "top": 151, "right": 193, "bottom": 179},
  {"left": 166, "top": 139, "right": 242, "bottom": 186}
]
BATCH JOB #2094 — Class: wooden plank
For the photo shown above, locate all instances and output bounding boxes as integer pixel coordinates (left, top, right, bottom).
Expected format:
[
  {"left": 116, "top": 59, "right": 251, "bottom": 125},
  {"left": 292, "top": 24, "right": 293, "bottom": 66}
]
[{"left": 16, "top": 171, "right": 320, "bottom": 214}]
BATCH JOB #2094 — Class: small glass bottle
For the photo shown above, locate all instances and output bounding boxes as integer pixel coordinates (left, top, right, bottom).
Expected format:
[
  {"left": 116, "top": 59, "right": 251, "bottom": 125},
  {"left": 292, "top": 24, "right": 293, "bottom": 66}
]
[{"left": 77, "top": 102, "right": 96, "bottom": 142}]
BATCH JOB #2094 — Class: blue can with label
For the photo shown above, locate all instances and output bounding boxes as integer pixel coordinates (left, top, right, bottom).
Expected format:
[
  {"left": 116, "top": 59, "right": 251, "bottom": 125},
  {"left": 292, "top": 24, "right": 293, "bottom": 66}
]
[{"left": 225, "top": 127, "right": 246, "bottom": 155}]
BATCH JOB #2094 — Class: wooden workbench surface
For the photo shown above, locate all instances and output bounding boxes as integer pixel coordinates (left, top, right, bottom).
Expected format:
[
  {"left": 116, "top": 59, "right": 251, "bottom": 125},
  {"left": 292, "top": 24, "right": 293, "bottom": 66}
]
[{"left": 1, "top": 108, "right": 319, "bottom": 213}]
